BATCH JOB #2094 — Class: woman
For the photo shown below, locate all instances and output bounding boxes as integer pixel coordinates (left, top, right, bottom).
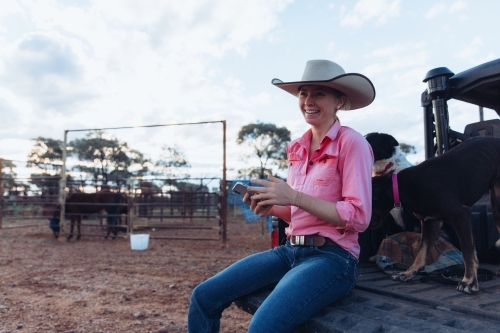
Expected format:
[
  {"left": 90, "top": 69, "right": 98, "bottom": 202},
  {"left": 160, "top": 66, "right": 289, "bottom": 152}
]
[{"left": 188, "top": 59, "right": 375, "bottom": 333}]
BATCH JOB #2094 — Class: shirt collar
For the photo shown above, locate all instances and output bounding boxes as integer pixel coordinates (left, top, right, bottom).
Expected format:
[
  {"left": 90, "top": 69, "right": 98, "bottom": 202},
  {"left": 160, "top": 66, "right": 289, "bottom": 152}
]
[
  {"left": 324, "top": 119, "right": 341, "bottom": 142},
  {"left": 297, "top": 120, "right": 341, "bottom": 151}
]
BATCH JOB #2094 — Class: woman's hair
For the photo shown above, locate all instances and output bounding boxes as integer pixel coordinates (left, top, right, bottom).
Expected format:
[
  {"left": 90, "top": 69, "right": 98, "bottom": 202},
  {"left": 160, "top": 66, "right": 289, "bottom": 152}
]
[
  {"left": 297, "top": 85, "right": 352, "bottom": 111},
  {"left": 329, "top": 88, "right": 351, "bottom": 111}
]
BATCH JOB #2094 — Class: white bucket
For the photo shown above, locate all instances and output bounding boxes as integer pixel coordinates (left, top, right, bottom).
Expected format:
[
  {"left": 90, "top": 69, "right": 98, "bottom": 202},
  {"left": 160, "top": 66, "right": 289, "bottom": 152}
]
[{"left": 130, "top": 234, "right": 150, "bottom": 250}]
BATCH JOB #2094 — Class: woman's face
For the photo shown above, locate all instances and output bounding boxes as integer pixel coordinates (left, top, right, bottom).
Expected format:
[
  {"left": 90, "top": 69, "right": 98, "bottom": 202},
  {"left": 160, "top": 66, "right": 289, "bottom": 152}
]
[{"left": 298, "top": 85, "right": 343, "bottom": 128}]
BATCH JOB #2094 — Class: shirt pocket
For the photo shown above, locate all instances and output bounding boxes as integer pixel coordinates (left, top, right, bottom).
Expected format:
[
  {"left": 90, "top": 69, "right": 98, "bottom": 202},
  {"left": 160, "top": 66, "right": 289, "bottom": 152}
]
[
  {"left": 287, "top": 153, "right": 302, "bottom": 186},
  {"left": 312, "top": 155, "right": 338, "bottom": 186}
]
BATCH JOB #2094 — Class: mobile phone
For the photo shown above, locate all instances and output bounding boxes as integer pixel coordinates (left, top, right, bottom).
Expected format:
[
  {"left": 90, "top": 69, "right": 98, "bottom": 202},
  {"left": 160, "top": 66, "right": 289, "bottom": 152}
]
[{"left": 232, "top": 182, "right": 248, "bottom": 196}]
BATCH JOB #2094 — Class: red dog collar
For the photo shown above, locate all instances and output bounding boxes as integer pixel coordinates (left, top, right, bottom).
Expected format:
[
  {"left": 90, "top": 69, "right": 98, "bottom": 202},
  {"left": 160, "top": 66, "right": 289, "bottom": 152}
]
[
  {"left": 375, "top": 162, "right": 394, "bottom": 176},
  {"left": 392, "top": 173, "right": 401, "bottom": 207}
]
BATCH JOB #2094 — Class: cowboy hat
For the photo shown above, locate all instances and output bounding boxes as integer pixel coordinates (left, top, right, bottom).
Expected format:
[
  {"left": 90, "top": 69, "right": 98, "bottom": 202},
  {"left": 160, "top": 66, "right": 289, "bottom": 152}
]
[{"left": 271, "top": 60, "right": 376, "bottom": 110}]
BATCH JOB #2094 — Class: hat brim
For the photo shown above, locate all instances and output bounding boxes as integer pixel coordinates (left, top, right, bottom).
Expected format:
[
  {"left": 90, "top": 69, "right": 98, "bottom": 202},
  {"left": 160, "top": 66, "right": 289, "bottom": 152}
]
[{"left": 272, "top": 73, "right": 375, "bottom": 110}]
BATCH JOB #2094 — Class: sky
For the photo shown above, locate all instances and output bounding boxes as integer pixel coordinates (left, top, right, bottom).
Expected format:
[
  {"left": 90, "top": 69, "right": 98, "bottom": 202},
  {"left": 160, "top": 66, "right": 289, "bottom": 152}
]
[{"left": 1, "top": 0, "right": 500, "bottom": 182}]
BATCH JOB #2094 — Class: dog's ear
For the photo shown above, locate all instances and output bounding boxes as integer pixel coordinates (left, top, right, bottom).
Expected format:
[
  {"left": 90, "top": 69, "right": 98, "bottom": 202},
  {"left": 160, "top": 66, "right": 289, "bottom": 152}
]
[
  {"left": 380, "top": 134, "right": 399, "bottom": 160},
  {"left": 365, "top": 132, "right": 399, "bottom": 161},
  {"left": 386, "top": 134, "right": 399, "bottom": 147},
  {"left": 364, "top": 132, "right": 381, "bottom": 142},
  {"left": 365, "top": 133, "right": 383, "bottom": 151}
]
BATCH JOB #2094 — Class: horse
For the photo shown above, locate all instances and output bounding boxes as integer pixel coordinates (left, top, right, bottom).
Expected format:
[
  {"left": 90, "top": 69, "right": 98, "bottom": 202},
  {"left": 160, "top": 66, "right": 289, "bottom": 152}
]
[{"left": 51, "top": 191, "right": 128, "bottom": 240}]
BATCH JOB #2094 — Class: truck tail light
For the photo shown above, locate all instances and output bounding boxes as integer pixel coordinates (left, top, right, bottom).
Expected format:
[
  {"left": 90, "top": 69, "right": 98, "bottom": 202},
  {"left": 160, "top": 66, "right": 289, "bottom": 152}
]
[{"left": 271, "top": 228, "right": 279, "bottom": 248}]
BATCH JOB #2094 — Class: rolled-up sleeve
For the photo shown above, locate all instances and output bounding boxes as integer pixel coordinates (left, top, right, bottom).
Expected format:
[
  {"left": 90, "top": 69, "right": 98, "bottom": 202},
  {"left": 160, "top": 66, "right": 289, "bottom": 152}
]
[{"left": 335, "top": 133, "right": 374, "bottom": 233}]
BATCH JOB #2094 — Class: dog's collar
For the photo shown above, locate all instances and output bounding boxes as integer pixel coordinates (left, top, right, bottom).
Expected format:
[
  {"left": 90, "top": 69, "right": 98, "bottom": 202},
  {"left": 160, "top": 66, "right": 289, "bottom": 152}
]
[
  {"left": 392, "top": 173, "right": 401, "bottom": 207},
  {"left": 375, "top": 161, "right": 394, "bottom": 176}
]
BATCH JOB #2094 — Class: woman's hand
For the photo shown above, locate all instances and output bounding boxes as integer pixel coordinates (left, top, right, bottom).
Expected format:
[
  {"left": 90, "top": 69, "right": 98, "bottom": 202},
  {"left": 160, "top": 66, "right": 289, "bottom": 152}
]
[
  {"left": 248, "top": 174, "right": 297, "bottom": 209},
  {"left": 242, "top": 192, "right": 273, "bottom": 217}
]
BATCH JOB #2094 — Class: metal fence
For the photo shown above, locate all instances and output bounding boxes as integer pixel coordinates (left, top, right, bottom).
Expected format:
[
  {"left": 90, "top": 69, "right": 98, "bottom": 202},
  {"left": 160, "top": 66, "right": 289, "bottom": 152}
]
[{"left": 0, "top": 175, "right": 225, "bottom": 244}]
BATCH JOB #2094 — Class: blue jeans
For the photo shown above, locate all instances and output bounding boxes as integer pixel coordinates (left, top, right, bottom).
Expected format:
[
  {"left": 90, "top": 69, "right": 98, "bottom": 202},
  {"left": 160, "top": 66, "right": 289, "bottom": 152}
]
[{"left": 187, "top": 242, "right": 358, "bottom": 333}]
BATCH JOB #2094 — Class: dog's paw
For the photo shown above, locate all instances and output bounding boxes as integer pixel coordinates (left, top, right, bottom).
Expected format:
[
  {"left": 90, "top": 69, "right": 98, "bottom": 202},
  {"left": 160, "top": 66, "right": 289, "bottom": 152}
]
[
  {"left": 456, "top": 281, "right": 479, "bottom": 294},
  {"left": 391, "top": 273, "right": 414, "bottom": 282}
]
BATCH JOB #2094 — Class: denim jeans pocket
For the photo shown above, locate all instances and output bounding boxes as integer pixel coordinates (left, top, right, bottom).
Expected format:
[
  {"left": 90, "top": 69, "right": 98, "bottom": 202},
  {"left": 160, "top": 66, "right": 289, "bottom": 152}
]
[{"left": 314, "top": 247, "right": 351, "bottom": 273}]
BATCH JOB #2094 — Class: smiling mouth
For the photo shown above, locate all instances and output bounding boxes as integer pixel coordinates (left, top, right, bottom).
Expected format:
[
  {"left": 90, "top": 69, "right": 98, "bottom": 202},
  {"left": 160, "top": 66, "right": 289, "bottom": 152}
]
[{"left": 305, "top": 109, "right": 319, "bottom": 114}]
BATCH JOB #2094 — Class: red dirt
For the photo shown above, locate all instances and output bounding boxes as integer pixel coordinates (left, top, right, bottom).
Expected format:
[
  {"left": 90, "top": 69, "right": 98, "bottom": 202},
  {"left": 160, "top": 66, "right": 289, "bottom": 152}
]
[{"left": 0, "top": 217, "right": 270, "bottom": 332}]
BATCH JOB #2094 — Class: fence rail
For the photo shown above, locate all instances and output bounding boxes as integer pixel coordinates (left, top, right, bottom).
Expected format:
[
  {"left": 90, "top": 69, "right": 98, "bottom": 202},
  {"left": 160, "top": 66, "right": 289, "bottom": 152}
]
[{"left": 0, "top": 176, "right": 229, "bottom": 244}]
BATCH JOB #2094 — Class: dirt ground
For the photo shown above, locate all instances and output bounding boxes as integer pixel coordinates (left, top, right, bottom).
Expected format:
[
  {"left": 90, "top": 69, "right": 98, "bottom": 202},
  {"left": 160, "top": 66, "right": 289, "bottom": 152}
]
[{"left": 0, "top": 216, "right": 271, "bottom": 332}]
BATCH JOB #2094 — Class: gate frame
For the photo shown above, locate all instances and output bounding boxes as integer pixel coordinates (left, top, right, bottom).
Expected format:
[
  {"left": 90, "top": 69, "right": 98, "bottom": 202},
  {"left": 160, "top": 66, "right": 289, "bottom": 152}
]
[
  {"left": 0, "top": 158, "right": 3, "bottom": 229},
  {"left": 60, "top": 120, "right": 228, "bottom": 245}
]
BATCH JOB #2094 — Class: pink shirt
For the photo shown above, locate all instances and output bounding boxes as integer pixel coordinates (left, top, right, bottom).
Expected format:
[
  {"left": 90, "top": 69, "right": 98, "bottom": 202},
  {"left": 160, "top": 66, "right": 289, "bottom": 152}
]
[{"left": 284, "top": 121, "right": 373, "bottom": 259}]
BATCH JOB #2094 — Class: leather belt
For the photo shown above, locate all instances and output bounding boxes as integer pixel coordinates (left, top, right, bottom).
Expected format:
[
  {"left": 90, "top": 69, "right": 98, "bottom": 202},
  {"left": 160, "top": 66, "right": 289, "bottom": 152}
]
[{"left": 289, "top": 235, "right": 337, "bottom": 247}]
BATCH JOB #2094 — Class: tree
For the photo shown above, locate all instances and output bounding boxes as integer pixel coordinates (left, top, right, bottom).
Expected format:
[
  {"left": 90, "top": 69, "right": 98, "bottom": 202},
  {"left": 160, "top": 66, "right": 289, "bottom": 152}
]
[
  {"left": 154, "top": 145, "right": 191, "bottom": 178},
  {"left": 26, "top": 137, "right": 65, "bottom": 196},
  {"left": 399, "top": 143, "right": 416, "bottom": 155},
  {"left": 27, "top": 137, "right": 64, "bottom": 173},
  {"left": 70, "top": 130, "right": 147, "bottom": 186},
  {"left": 1, "top": 158, "right": 16, "bottom": 177},
  {"left": 1, "top": 158, "right": 17, "bottom": 195},
  {"left": 236, "top": 122, "right": 290, "bottom": 179}
]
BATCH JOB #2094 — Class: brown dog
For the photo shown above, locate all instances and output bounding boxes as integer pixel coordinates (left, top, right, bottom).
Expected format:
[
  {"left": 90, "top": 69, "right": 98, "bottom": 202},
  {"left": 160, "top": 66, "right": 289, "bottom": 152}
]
[{"left": 370, "top": 136, "right": 500, "bottom": 294}]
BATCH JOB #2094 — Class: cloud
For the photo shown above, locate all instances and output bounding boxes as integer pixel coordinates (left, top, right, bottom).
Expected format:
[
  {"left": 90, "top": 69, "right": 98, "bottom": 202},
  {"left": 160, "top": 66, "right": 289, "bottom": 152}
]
[
  {"left": 425, "top": 1, "right": 466, "bottom": 19},
  {"left": 84, "top": 0, "right": 291, "bottom": 58},
  {"left": 364, "top": 50, "right": 428, "bottom": 75},
  {"left": 0, "top": 97, "right": 21, "bottom": 136},
  {"left": 327, "top": 41, "right": 336, "bottom": 52},
  {"left": 450, "top": 1, "right": 467, "bottom": 13},
  {"left": 453, "top": 37, "right": 497, "bottom": 66},
  {"left": 0, "top": 31, "right": 96, "bottom": 113},
  {"left": 15, "top": 34, "right": 81, "bottom": 78},
  {"left": 0, "top": 1, "right": 23, "bottom": 19},
  {"left": 0, "top": 137, "right": 34, "bottom": 165},
  {"left": 362, "top": 42, "right": 429, "bottom": 98},
  {"left": 390, "top": 66, "right": 430, "bottom": 98},
  {"left": 340, "top": 0, "right": 401, "bottom": 28},
  {"left": 0, "top": 1, "right": 290, "bottom": 125},
  {"left": 0, "top": 0, "right": 293, "bottom": 178},
  {"left": 457, "top": 36, "right": 482, "bottom": 61},
  {"left": 425, "top": 3, "right": 447, "bottom": 19}
]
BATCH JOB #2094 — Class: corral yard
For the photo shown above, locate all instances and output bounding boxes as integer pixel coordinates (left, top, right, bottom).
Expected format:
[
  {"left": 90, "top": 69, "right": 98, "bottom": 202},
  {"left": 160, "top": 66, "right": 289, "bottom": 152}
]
[{"left": 0, "top": 217, "right": 270, "bottom": 332}]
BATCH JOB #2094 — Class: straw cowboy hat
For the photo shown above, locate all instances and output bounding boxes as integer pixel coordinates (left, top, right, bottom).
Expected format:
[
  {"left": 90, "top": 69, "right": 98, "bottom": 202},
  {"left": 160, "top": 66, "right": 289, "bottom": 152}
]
[{"left": 272, "top": 59, "right": 376, "bottom": 110}]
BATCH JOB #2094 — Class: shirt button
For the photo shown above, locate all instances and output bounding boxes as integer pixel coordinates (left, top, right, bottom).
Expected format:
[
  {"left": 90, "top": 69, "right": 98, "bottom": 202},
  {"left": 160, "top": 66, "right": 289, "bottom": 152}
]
[
  {"left": 308, "top": 161, "right": 313, "bottom": 166},
  {"left": 339, "top": 230, "right": 344, "bottom": 235}
]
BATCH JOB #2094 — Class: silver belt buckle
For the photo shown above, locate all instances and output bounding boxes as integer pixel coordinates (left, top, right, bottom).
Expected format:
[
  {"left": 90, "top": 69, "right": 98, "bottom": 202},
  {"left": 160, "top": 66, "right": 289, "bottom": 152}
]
[{"left": 292, "top": 235, "right": 305, "bottom": 245}]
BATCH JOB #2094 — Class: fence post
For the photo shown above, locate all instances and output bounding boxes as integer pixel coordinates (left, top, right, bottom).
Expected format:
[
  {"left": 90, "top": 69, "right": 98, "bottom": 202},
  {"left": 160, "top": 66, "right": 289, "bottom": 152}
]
[
  {"left": 221, "top": 120, "right": 227, "bottom": 245},
  {"left": 127, "top": 193, "right": 132, "bottom": 234},
  {"left": 59, "top": 130, "right": 68, "bottom": 235},
  {"left": 160, "top": 190, "right": 163, "bottom": 223},
  {"left": 0, "top": 158, "right": 3, "bottom": 229}
]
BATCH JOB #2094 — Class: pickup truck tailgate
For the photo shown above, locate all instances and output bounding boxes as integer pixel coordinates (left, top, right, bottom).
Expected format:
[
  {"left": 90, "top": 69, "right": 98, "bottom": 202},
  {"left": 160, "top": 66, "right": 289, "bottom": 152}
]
[{"left": 235, "top": 263, "right": 500, "bottom": 332}]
